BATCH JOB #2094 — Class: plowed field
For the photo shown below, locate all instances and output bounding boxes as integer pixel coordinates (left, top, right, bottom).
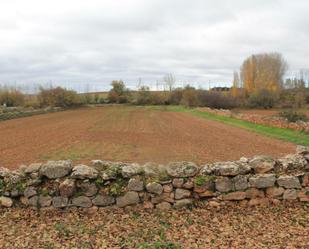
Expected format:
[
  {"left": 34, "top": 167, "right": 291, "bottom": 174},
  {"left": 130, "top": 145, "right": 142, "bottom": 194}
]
[{"left": 0, "top": 106, "right": 295, "bottom": 169}]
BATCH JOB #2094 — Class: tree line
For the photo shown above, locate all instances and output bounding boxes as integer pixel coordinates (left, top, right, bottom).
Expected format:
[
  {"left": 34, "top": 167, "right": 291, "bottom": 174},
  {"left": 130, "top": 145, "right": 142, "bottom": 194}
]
[{"left": 1, "top": 52, "right": 309, "bottom": 109}]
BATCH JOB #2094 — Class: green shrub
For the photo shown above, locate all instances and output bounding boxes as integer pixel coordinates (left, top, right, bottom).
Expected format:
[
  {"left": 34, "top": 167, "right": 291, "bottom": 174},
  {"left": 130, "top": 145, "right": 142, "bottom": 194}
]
[
  {"left": 197, "top": 90, "right": 239, "bottom": 109},
  {"left": 108, "top": 178, "right": 128, "bottom": 196},
  {"left": 181, "top": 86, "right": 199, "bottom": 108},
  {"left": 278, "top": 110, "right": 308, "bottom": 123},
  {"left": 247, "top": 89, "right": 278, "bottom": 109},
  {"left": 168, "top": 88, "right": 183, "bottom": 105},
  {"left": 194, "top": 175, "right": 212, "bottom": 186},
  {"left": 95, "top": 177, "right": 104, "bottom": 187},
  {"left": 136, "top": 86, "right": 153, "bottom": 105},
  {"left": 151, "top": 92, "right": 169, "bottom": 105},
  {"left": 38, "top": 87, "right": 82, "bottom": 108},
  {"left": 107, "top": 80, "right": 131, "bottom": 103},
  {"left": 0, "top": 89, "right": 25, "bottom": 107}
]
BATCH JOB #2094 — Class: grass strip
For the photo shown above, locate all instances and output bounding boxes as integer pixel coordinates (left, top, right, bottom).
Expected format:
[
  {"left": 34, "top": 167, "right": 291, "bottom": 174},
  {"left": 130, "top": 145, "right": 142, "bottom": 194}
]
[{"left": 146, "top": 105, "right": 309, "bottom": 146}]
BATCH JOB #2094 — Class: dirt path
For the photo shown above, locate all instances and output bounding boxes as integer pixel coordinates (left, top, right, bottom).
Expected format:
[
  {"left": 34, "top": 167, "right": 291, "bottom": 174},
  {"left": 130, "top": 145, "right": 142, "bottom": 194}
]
[{"left": 0, "top": 106, "right": 295, "bottom": 169}]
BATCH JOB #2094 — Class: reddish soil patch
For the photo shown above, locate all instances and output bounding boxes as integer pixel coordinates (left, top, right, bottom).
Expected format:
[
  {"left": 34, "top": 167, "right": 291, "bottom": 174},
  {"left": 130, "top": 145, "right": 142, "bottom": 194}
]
[{"left": 0, "top": 106, "right": 295, "bottom": 170}]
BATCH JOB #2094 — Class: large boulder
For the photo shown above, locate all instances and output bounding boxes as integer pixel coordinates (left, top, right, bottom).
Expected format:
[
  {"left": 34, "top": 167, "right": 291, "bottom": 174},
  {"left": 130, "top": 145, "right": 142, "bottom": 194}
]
[
  {"left": 28, "top": 196, "right": 39, "bottom": 207},
  {"left": 221, "top": 191, "right": 246, "bottom": 201},
  {"left": 0, "top": 167, "right": 10, "bottom": 177},
  {"left": 127, "top": 178, "right": 144, "bottom": 192},
  {"left": 278, "top": 154, "right": 308, "bottom": 171},
  {"left": 92, "top": 195, "right": 115, "bottom": 206},
  {"left": 249, "top": 174, "right": 276, "bottom": 188},
  {"left": 143, "top": 163, "right": 171, "bottom": 182},
  {"left": 167, "top": 162, "right": 199, "bottom": 178},
  {"left": 156, "top": 202, "right": 172, "bottom": 210},
  {"left": 121, "top": 164, "right": 143, "bottom": 178},
  {"left": 151, "top": 192, "right": 175, "bottom": 204},
  {"left": 246, "top": 188, "right": 265, "bottom": 199},
  {"left": 40, "top": 160, "right": 72, "bottom": 179},
  {"left": 71, "top": 165, "right": 98, "bottom": 179},
  {"left": 146, "top": 182, "right": 163, "bottom": 195},
  {"left": 199, "top": 164, "right": 215, "bottom": 175},
  {"left": 198, "top": 190, "right": 216, "bottom": 198},
  {"left": 59, "top": 179, "right": 76, "bottom": 197},
  {"left": 283, "top": 189, "right": 298, "bottom": 200},
  {"left": 72, "top": 196, "right": 92, "bottom": 208},
  {"left": 24, "top": 163, "right": 42, "bottom": 174},
  {"left": 277, "top": 176, "right": 301, "bottom": 189},
  {"left": 116, "top": 191, "right": 140, "bottom": 208},
  {"left": 266, "top": 187, "right": 284, "bottom": 198},
  {"left": 233, "top": 175, "right": 248, "bottom": 191},
  {"left": 249, "top": 156, "right": 275, "bottom": 174},
  {"left": 175, "top": 189, "right": 191, "bottom": 200},
  {"left": 23, "top": 187, "right": 37, "bottom": 198},
  {"left": 235, "top": 162, "right": 252, "bottom": 174},
  {"left": 215, "top": 177, "right": 234, "bottom": 192},
  {"left": 52, "top": 196, "right": 68, "bottom": 208},
  {"left": 0, "top": 196, "right": 13, "bottom": 207},
  {"left": 78, "top": 182, "right": 98, "bottom": 197},
  {"left": 172, "top": 178, "right": 184, "bottom": 188},
  {"left": 174, "top": 199, "right": 193, "bottom": 209},
  {"left": 163, "top": 184, "right": 173, "bottom": 193},
  {"left": 296, "top": 145, "right": 309, "bottom": 155},
  {"left": 39, "top": 195, "right": 52, "bottom": 207},
  {"left": 183, "top": 180, "right": 194, "bottom": 189},
  {"left": 214, "top": 162, "right": 250, "bottom": 176}
]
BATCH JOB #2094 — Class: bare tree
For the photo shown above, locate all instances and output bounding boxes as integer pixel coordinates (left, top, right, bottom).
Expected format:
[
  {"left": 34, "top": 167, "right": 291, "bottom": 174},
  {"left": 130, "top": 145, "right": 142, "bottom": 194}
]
[
  {"left": 231, "top": 70, "right": 240, "bottom": 97},
  {"left": 300, "top": 69, "right": 309, "bottom": 87},
  {"left": 137, "top": 77, "right": 142, "bottom": 89},
  {"left": 163, "top": 73, "right": 176, "bottom": 92}
]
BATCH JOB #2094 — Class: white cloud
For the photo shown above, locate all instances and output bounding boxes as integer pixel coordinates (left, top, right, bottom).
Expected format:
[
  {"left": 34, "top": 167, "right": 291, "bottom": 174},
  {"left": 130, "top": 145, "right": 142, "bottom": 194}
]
[{"left": 0, "top": 0, "right": 308, "bottom": 92}]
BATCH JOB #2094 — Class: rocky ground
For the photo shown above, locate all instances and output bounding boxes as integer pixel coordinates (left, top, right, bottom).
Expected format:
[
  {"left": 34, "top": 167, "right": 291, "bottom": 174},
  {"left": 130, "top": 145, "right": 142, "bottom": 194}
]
[{"left": 0, "top": 202, "right": 308, "bottom": 249}]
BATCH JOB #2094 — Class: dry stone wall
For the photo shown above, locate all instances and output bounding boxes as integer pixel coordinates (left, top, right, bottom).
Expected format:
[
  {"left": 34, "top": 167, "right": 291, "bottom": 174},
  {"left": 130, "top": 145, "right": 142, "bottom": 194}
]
[
  {"left": 0, "top": 146, "right": 309, "bottom": 210},
  {"left": 197, "top": 107, "right": 309, "bottom": 132}
]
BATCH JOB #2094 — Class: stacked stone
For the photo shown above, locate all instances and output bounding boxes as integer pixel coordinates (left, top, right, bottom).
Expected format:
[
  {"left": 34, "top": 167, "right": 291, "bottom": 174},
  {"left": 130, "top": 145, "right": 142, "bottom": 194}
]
[
  {"left": 0, "top": 146, "right": 308, "bottom": 209},
  {"left": 198, "top": 107, "right": 309, "bottom": 133}
]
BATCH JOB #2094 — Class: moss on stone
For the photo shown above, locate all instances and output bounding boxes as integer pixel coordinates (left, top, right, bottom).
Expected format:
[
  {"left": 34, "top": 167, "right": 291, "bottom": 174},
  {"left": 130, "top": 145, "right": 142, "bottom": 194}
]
[
  {"left": 94, "top": 177, "right": 104, "bottom": 187},
  {"left": 194, "top": 175, "right": 216, "bottom": 186},
  {"left": 108, "top": 178, "right": 128, "bottom": 197},
  {"left": 39, "top": 188, "right": 50, "bottom": 197},
  {"left": 0, "top": 179, "right": 3, "bottom": 194}
]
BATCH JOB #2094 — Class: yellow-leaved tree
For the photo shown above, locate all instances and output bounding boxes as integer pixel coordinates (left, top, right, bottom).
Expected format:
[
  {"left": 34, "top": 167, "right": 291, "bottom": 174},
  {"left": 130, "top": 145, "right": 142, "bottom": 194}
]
[{"left": 240, "top": 53, "right": 288, "bottom": 95}]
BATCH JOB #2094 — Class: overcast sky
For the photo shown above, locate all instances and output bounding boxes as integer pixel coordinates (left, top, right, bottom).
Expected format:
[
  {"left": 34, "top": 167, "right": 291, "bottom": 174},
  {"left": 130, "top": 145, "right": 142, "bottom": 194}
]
[{"left": 1, "top": 0, "right": 309, "bottom": 92}]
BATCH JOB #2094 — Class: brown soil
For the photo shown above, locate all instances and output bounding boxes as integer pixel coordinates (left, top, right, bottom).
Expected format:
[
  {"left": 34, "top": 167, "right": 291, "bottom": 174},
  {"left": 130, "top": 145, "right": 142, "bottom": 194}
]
[{"left": 0, "top": 106, "right": 295, "bottom": 170}]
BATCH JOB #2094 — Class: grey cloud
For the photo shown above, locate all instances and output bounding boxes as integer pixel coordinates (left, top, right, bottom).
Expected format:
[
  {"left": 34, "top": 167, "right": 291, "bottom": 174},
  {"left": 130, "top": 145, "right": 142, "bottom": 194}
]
[{"left": 0, "top": 0, "right": 309, "bottom": 92}]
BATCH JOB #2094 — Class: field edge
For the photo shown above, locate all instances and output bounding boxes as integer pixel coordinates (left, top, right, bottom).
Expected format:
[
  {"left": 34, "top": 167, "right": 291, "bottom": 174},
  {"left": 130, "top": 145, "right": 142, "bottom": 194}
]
[{"left": 145, "top": 105, "right": 309, "bottom": 146}]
